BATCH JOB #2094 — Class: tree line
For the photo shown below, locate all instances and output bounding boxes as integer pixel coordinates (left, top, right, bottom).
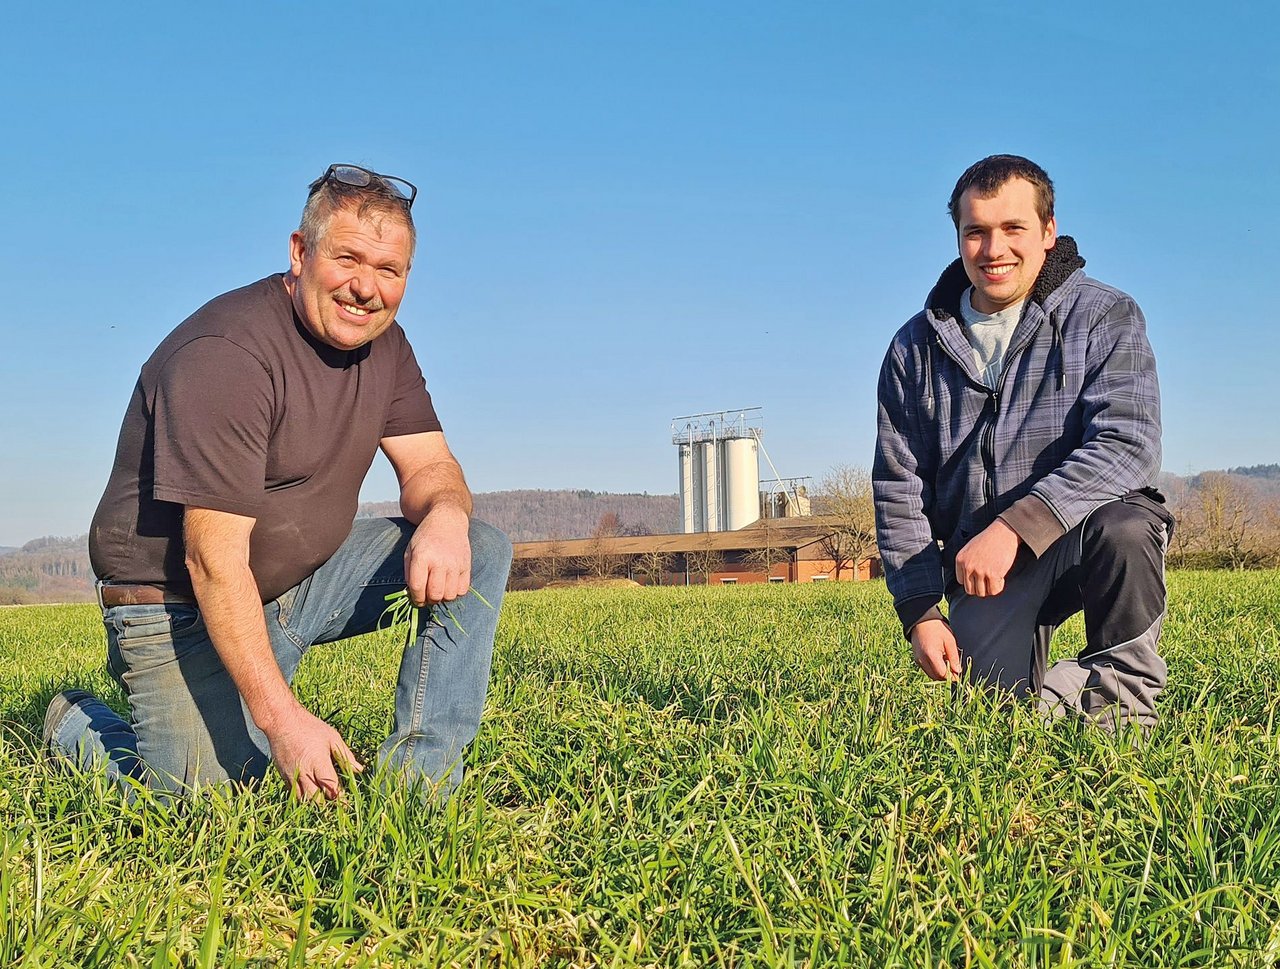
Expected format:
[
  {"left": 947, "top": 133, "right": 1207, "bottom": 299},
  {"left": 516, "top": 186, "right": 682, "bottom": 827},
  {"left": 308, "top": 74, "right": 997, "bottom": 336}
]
[
  {"left": 0, "top": 537, "right": 95, "bottom": 605},
  {"left": 1161, "top": 471, "right": 1280, "bottom": 570}
]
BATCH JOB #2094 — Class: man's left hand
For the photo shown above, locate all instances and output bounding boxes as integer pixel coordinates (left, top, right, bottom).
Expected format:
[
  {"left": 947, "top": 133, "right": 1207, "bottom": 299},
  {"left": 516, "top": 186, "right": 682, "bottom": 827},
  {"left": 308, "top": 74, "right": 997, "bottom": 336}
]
[
  {"left": 404, "top": 505, "right": 472, "bottom": 606},
  {"left": 954, "top": 519, "right": 1021, "bottom": 597}
]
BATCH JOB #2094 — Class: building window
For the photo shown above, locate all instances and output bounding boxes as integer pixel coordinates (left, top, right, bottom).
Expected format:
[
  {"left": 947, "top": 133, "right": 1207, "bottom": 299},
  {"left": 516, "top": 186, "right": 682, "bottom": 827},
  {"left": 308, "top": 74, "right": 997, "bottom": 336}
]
[
  {"left": 811, "top": 574, "right": 829, "bottom": 582},
  {"left": 720, "top": 577, "right": 738, "bottom": 585},
  {"left": 767, "top": 576, "right": 785, "bottom": 584}
]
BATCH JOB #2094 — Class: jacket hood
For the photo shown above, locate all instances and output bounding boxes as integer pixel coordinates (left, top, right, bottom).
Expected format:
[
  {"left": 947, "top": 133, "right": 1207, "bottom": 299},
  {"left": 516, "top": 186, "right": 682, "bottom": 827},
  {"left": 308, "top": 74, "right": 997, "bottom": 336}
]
[{"left": 925, "top": 235, "right": 1086, "bottom": 318}]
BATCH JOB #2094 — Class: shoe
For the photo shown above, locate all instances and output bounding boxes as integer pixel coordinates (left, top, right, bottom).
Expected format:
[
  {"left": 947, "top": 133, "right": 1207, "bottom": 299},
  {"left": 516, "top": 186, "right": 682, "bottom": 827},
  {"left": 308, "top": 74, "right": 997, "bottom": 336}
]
[{"left": 42, "top": 689, "right": 95, "bottom": 752}]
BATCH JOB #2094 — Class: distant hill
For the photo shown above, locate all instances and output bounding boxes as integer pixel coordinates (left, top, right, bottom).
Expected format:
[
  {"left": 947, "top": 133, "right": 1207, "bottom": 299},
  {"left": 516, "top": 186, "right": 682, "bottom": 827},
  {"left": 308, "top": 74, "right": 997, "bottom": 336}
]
[
  {"left": 1177, "top": 468, "right": 1280, "bottom": 499},
  {"left": 0, "top": 535, "right": 94, "bottom": 605},
  {"left": 1229, "top": 464, "right": 1280, "bottom": 482},
  {"left": 360, "top": 489, "right": 680, "bottom": 542},
  {"left": 1228, "top": 460, "right": 1280, "bottom": 476}
]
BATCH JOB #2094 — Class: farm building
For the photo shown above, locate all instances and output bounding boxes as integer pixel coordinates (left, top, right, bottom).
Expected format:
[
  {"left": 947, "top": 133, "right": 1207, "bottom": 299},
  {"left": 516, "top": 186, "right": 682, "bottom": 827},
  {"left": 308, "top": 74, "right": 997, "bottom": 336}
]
[{"left": 510, "top": 516, "right": 882, "bottom": 590}]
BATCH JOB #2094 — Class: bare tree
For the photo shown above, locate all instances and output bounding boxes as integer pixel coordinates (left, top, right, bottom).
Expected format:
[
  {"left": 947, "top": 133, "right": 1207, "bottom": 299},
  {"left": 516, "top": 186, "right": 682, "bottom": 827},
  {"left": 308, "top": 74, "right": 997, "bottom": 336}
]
[
  {"left": 1261, "top": 500, "right": 1280, "bottom": 568},
  {"left": 816, "top": 464, "right": 878, "bottom": 579},
  {"left": 595, "top": 511, "right": 623, "bottom": 537},
  {"left": 633, "top": 548, "right": 675, "bottom": 586},
  {"left": 576, "top": 516, "right": 628, "bottom": 579},
  {"left": 743, "top": 516, "right": 790, "bottom": 578},
  {"left": 1192, "top": 472, "right": 1255, "bottom": 570},
  {"left": 576, "top": 536, "right": 627, "bottom": 579},
  {"left": 684, "top": 538, "right": 725, "bottom": 584},
  {"left": 1163, "top": 475, "right": 1197, "bottom": 568},
  {"left": 529, "top": 537, "right": 569, "bottom": 586},
  {"left": 1165, "top": 473, "right": 1280, "bottom": 570},
  {"left": 815, "top": 529, "right": 856, "bottom": 581}
]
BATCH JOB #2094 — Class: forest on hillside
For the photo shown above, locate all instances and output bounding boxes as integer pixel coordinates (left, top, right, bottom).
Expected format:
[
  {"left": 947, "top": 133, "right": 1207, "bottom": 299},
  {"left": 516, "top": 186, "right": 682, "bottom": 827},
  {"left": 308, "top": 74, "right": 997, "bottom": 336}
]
[
  {"left": 359, "top": 489, "right": 679, "bottom": 542},
  {"left": 0, "top": 535, "right": 95, "bottom": 605}
]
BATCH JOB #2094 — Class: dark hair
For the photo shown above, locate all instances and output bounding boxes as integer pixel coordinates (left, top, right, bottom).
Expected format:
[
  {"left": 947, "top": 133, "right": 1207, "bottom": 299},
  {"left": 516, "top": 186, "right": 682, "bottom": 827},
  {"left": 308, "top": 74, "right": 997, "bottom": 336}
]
[
  {"left": 948, "top": 155, "right": 1054, "bottom": 228},
  {"left": 298, "top": 177, "right": 416, "bottom": 258}
]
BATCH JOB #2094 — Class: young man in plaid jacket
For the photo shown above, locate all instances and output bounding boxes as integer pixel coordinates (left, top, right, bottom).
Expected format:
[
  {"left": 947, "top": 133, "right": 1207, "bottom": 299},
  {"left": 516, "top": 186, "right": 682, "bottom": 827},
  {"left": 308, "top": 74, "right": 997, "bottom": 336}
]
[{"left": 873, "top": 155, "right": 1174, "bottom": 730}]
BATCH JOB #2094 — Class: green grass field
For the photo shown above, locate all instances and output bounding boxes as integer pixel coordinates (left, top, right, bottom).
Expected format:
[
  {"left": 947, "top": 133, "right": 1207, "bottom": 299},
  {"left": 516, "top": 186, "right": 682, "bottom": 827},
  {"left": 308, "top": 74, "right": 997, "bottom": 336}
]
[{"left": 2, "top": 573, "right": 1279, "bottom": 967}]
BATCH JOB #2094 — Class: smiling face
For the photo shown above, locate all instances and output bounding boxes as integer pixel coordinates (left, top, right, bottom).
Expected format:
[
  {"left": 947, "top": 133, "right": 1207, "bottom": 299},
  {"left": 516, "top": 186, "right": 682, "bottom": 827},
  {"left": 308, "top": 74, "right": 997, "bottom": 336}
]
[
  {"left": 286, "top": 205, "right": 413, "bottom": 350},
  {"left": 957, "top": 177, "right": 1057, "bottom": 314}
]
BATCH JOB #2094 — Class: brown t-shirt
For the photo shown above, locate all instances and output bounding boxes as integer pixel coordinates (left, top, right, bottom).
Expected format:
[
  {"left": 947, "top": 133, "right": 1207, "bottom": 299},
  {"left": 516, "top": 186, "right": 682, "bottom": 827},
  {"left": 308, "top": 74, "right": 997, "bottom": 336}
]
[{"left": 89, "top": 274, "right": 441, "bottom": 601}]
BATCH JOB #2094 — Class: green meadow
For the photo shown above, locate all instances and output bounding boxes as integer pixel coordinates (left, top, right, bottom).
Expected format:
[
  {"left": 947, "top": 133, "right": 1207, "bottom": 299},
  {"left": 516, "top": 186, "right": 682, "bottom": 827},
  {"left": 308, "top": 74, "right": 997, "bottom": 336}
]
[{"left": 2, "top": 573, "right": 1279, "bottom": 967}]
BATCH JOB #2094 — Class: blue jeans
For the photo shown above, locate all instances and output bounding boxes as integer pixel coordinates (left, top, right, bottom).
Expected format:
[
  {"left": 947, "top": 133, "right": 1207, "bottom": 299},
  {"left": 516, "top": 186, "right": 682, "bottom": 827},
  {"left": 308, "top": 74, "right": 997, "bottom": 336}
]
[{"left": 50, "top": 517, "right": 512, "bottom": 797}]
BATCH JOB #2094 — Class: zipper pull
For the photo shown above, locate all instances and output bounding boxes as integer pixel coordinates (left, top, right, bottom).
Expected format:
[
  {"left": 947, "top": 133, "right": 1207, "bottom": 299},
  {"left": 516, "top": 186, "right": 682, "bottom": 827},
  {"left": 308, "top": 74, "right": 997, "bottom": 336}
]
[{"left": 990, "top": 391, "right": 1001, "bottom": 414}]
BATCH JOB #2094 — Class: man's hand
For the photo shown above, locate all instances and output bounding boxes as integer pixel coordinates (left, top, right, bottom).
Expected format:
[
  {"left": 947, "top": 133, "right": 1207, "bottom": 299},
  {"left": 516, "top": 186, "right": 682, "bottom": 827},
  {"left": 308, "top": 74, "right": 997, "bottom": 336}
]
[
  {"left": 186, "top": 506, "right": 363, "bottom": 802},
  {"left": 910, "top": 618, "right": 962, "bottom": 681},
  {"left": 954, "top": 519, "right": 1021, "bottom": 597},
  {"left": 381, "top": 431, "right": 474, "bottom": 607},
  {"left": 266, "top": 702, "right": 364, "bottom": 800},
  {"left": 404, "top": 504, "right": 472, "bottom": 607}
]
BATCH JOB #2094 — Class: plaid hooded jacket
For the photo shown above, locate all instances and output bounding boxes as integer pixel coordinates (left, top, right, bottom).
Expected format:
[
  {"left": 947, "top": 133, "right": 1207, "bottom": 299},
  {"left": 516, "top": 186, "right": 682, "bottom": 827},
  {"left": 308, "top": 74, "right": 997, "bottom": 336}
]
[{"left": 872, "top": 237, "right": 1162, "bottom": 633}]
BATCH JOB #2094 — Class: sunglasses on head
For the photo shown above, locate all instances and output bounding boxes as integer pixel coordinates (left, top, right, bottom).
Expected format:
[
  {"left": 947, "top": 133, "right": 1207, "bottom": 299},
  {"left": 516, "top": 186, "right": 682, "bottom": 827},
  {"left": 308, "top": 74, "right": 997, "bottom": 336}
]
[{"left": 309, "top": 164, "right": 417, "bottom": 208}]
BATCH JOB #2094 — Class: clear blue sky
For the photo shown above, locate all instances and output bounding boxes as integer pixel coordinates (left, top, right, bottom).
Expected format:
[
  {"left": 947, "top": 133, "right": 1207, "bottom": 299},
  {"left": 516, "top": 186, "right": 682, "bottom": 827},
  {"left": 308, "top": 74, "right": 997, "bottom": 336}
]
[{"left": 2, "top": 1, "right": 1277, "bottom": 547}]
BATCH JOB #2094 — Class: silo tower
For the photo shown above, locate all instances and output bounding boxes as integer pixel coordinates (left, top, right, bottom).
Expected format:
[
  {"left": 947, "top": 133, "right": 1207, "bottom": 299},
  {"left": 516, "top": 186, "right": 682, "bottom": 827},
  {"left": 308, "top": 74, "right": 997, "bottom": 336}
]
[{"left": 671, "top": 408, "right": 762, "bottom": 532}]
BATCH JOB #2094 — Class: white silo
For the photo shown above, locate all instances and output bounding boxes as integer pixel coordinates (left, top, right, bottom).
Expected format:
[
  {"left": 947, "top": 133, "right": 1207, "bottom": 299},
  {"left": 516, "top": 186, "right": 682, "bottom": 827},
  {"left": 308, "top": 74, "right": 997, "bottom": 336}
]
[
  {"left": 722, "top": 437, "right": 760, "bottom": 530},
  {"left": 700, "top": 439, "right": 721, "bottom": 532},
  {"left": 678, "top": 441, "right": 706, "bottom": 533},
  {"left": 672, "top": 409, "right": 765, "bottom": 532}
]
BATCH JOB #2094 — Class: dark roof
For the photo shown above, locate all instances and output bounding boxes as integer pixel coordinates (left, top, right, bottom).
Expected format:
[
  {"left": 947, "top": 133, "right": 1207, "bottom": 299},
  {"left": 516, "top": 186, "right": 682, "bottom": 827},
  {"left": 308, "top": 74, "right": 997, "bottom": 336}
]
[{"left": 512, "top": 517, "right": 849, "bottom": 559}]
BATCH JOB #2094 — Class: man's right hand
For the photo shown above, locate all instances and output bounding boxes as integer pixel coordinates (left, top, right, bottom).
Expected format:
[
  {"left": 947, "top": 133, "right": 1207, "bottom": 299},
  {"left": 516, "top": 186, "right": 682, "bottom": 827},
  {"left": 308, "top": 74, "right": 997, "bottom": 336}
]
[
  {"left": 185, "top": 506, "right": 365, "bottom": 802},
  {"left": 910, "top": 618, "right": 963, "bottom": 681},
  {"left": 266, "top": 702, "right": 364, "bottom": 800}
]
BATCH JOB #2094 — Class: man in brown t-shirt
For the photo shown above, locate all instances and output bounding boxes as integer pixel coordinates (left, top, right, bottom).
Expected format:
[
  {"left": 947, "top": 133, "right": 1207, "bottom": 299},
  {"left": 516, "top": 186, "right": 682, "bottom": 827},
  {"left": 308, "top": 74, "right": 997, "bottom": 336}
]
[{"left": 46, "top": 165, "right": 513, "bottom": 801}]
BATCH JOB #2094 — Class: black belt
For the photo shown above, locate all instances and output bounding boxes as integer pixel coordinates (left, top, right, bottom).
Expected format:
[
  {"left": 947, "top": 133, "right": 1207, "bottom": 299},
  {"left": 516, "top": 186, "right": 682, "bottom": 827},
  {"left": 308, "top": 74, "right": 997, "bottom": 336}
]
[{"left": 98, "top": 584, "right": 194, "bottom": 608}]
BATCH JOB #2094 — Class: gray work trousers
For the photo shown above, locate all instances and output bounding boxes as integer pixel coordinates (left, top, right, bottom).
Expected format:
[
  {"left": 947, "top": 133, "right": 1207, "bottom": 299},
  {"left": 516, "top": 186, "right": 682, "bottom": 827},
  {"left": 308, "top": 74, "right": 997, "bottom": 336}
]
[{"left": 948, "top": 490, "right": 1175, "bottom": 731}]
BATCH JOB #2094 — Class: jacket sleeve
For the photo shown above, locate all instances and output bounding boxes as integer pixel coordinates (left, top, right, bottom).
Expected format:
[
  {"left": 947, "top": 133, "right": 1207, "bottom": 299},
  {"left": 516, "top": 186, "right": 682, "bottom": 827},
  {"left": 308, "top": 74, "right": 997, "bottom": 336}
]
[
  {"left": 873, "top": 337, "right": 946, "bottom": 636},
  {"left": 1000, "top": 294, "right": 1161, "bottom": 555}
]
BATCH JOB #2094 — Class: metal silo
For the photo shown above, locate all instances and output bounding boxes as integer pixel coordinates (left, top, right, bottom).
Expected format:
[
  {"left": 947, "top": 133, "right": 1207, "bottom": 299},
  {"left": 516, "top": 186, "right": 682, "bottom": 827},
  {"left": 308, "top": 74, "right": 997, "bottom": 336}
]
[
  {"left": 672, "top": 408, "right": 766, "bottom": 532},
  {"left": 700, "top": 439, "right": 721, "bottom": 532},
  {"left": 722, "top": 437, "right": 760, "bottom": 530},
  {"left": 678, "top": 441, "right": 705, "bottom": 533}
]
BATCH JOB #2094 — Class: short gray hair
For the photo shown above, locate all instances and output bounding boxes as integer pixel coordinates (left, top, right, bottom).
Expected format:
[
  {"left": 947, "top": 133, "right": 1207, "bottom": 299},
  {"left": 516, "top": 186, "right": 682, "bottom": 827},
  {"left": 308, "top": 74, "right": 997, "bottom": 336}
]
[{"left": 298, "top": 176, "right": 417, "bottom": 258}]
